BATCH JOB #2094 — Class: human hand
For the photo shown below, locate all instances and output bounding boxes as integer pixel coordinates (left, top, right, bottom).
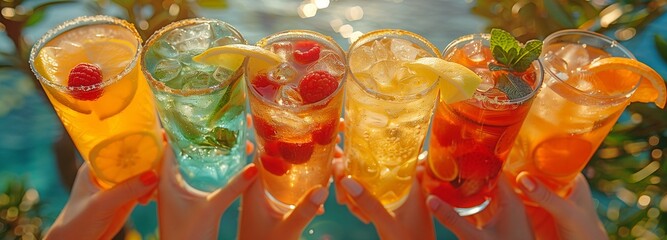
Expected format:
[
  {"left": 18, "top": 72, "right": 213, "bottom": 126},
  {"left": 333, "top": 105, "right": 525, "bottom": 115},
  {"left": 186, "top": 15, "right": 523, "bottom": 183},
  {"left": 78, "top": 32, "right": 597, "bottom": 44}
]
[
  {"left": 237, "top": 158, "right": 330, "bottom": 240},
  {"left": 157, "top": 145, "right": 258, "bottom": 240},
  {"left": 517, "top": 172, "right": 608, "bottom": 240},
  {"left": 332, "top": 157, "right": 435, "bottom": 240},
  {"left": 426, "top": 172, "right": 534, "bottom": 240},
  {"left": 44, "top": 163, "right": 158, "bottom": 240}
]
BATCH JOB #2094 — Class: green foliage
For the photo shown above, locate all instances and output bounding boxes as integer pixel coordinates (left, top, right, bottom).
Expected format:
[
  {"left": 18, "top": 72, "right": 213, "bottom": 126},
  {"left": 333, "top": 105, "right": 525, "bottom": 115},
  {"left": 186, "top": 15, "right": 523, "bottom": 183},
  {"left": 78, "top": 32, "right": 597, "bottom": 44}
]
[
  {"left": 0, "top": 177, "right": 43, "bottom": 239},
  {"left": 489, "top": 28, "right": 542, "bottom": 72}
]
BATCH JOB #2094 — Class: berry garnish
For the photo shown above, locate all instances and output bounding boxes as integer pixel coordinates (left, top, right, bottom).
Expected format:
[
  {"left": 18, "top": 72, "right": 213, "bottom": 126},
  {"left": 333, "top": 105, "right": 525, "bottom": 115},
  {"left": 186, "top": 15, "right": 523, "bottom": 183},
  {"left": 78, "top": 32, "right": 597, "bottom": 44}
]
[
  {"left": 260, "top": 154, "right": 290, "bottom": 176},
  {"left": 458, "top": 178, "right": 486, "bottom": 197},
  {"left": 263, "top": 139, "right": 281, "bottom": 157},
  {"left": 312, "top": 119, "right": 338, "bottom": 145},
  {"left": 456, "top": 146, "right": 502, "bottom": 179},
  {"left": 252, "top": 73, "right": 279, "bottom": 98},
  {"left": 252, "top": 116, "right": 277, "bottom": 140},
  {"left": 293, "top": 40, "right": 320, "bottom": 64},
  {"left": 278, "top": 141, "right": 315, "bottom": 164},
  {"left": 298, "top": 70, "right": 338, "bottom": 104},
  {"left": 68, "top": 63, "right": 103, "bottom": 101}
]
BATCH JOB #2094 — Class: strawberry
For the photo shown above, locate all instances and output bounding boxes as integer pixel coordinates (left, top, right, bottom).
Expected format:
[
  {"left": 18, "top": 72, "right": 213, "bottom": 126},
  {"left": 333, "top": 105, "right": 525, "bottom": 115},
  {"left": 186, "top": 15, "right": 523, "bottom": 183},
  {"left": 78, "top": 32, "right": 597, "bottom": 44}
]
[
  {"left": 263, "top": 139, "right": 281, "bottom": 157},
  {"left": 253, "top": 116, "right": 277, "bottom": 140},
  {"left": 260, "top": 154, "right": 290, "bottom": 176},
  {"left": 456, "top": 146, "right": 502, "bottom": 179},
  {"left": 312, "top": 119, "right": 338, "bottom": 145},
  {"left": 298, "top": 71, "right": 338, "bottom": 104},
  {"left": 293, "top": 40, "right": 320, "bottom": 64},
  {"left": 251, "top": 73, "right": 279, "bottom": 98},
  {"left": 458, "top": 178, "right": 486, "bottom": 197},
  {"left": 68, "top": 63, "right": 103, "bottom": 101},
  {"left": 278, "top": 141, "right": 315, "bottom": 164}
]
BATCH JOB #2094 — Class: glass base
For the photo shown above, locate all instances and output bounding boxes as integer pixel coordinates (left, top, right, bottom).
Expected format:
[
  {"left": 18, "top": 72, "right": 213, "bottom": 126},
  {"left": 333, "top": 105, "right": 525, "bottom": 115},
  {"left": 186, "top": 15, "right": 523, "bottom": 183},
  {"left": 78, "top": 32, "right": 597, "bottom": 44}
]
[
  {"left": 265, "top": 190, "right": 296, "bottom": 213},
  {"left": 454, "top": 198, "right": 491, "bottom": 216},
  {"left": 383, "top": 192, "right": 410, "bottom": 211}
]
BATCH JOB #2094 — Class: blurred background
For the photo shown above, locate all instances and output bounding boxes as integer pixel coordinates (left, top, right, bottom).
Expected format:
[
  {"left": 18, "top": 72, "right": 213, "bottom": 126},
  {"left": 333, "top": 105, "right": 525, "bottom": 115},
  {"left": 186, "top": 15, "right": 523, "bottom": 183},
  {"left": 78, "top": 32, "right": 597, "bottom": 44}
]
[{"left": 1, "top": 0, "right": 666, "bottom": 239}]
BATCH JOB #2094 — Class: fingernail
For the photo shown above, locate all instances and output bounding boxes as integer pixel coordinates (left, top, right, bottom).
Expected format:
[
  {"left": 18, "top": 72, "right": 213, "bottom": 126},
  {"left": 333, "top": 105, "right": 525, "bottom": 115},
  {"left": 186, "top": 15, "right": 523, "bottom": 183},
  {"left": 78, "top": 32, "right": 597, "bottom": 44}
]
[
  {"left": 310, "top": 188, "right": 328, "bottom": 205},
  {"left": 140, "top": 171, "right": 158, "bottom": 186},
  {"left": 341, "top": 177, "right": 363, "bottom": 197},
  {"left": 520, "top": 176, "right": 536, "bottom": 192},
  {"left": 243, "top": 164, "right": 258, "bottom": 180},
  {"left": 427, "top": 195, "right": 440, "bottom": 211}
]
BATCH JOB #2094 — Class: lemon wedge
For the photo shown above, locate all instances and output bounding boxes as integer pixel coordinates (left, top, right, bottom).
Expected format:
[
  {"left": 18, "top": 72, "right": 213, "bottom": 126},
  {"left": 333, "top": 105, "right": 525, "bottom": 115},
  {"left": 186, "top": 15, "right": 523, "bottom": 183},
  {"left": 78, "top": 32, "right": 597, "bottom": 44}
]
[
  {"left": 193, "top": 44, "right": 283, "bottom": 71},
  {"left": 405, "top": 57, "right": 482, "bottom": 103}
]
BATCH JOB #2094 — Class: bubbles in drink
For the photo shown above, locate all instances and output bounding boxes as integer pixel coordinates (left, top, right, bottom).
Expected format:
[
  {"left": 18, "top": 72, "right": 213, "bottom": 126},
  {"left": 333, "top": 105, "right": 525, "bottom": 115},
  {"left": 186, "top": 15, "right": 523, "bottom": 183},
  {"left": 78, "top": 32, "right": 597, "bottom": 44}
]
[
  {"left": 154, "top": 59, "right": 182, "bottom": 82},
  {"left": 307, "top": 49, "right": 346, "bottom": 78}
]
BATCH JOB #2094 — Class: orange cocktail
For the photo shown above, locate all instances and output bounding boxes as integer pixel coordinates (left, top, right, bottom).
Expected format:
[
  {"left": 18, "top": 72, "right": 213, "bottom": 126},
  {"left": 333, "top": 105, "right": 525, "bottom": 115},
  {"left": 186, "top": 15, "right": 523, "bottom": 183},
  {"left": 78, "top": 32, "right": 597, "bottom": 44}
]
[
  {"left": 30, "top": 16, "right": 163, "bottom": 188},
  {"left": 504, "top": 30, "right": 666, "bottom": 199},
  {"left": 422, "top": 31, "right": 543, "bottom": 216}
]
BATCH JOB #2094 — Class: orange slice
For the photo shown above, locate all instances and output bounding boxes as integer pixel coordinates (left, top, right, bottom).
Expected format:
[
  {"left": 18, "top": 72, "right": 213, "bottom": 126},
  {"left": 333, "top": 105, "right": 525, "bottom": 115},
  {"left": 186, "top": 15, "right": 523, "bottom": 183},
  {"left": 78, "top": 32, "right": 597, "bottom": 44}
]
[
  {"left": 533, "top": 137, "right": 593, "bottom": 177},
  {"left": 427, "top": 147, "right": 458, "bottom": 181},
  {"left": 584, "top": 57, "right": 666, "bottom": 108},
  {"left": 89, "top": 131, "right": 161, "bottom": 187}
]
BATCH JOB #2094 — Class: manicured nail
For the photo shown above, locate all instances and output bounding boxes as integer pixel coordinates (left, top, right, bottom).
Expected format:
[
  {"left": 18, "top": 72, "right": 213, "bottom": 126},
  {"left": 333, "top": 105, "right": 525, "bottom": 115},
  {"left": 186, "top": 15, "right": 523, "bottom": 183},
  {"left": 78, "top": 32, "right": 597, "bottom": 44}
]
[
  {"left": 341, "top": 177, "right": 363, "bottom": 197},
  {"left": 139, "top": 171, "right": 158, "bottom": 186},
  {"left": 427, "top": 195, "right": 441, "bottom": 211},
  {"left": 310, "top": 187, "right": 328, "bottom": 205},
  {"left": 520, "top": 176, "right": 536, "bottom": 192},
  {"left": 243, "top": 164, "right": 258, "bottom": 180}
]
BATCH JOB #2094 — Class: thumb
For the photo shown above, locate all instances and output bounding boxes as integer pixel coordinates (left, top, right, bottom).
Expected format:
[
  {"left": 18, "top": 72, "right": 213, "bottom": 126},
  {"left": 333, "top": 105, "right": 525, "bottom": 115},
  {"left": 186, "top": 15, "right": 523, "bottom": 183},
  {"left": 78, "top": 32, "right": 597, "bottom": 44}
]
[
  {"left": 516, "top": 172, "right": 572, "bottom": 220},
  {"left": 94, "top": 170, "right": 159, "bottom": 209},
  {"left": 281, "top": 186, "right": 329, "bottom": 230},
  {"left": 209, "top": 164, "right": 259, "bottom": 211}
]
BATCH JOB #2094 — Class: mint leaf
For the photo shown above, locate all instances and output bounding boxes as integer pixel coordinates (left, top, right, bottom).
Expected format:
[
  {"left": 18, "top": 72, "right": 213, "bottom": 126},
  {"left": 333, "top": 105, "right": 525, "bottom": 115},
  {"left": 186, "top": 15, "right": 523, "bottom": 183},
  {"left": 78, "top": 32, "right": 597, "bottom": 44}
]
[
  {"left": 489, "top": 28, "right": 542, "bottom": 72},
  {"left": 202, "top": 127, "right": 238, "bottom": 151},
  {"left": 207, "top": 72, "right": 242, "bottom": 125},
  {"left": 496, "top": 73, "right": 532, "bottom": 100}
]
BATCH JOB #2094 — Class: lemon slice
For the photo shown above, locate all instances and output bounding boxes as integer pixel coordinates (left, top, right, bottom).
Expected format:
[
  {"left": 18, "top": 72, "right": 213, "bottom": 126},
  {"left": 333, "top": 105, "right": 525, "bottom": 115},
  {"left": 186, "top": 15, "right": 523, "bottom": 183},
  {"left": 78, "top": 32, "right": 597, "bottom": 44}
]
[
  {"left": 193, "top": 44, "right": 283, "bottom": 71},
  {"left": 89, "top": 131, "right": 161, "bottom": 187},
  {"left": 584, "top": 57, "right": 666, "bottom": 108},
  {"left": 405, "top": 57, "right": 482, "bottom": 103}
]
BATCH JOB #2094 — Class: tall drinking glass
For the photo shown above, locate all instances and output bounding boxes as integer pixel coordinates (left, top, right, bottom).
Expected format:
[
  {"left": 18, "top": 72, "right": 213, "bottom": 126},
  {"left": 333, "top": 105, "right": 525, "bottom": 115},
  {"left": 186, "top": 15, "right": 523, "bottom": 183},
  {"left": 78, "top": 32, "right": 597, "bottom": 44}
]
[
  {"left": 504, "top": 30, "right": 641, "bottom": 198},
  {"left": 421, "top": 33, "right": 543, "bottom": 216},
  {"left": 142, "top": 18, "right": 247, "bottom": 192},
  {"left": 247, "top": 30, "right": 346, "bottom": 211},
  {"left": 345, "top": 30, "right": 440, "bottom": 210},
  {"left": 29, "top": 15, "right": 163, "bottom": 188}
]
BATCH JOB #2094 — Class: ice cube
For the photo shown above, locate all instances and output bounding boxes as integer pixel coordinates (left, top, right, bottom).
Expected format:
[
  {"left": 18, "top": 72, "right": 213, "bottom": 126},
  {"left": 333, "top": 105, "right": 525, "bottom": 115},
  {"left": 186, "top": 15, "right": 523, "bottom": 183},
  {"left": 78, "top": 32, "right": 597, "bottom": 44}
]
[
  {"left": 276, "top": 86, "right": 303, "bottom": 106},
  {"left": 166, "top": 23, "right": 212, "bottom": 52},
  {"left": 369, "top": 60, "right": 398, "bottom": 89},
  {"left": 268, "top": 63, "right": 297, "bottom": 84},
  {"left": 154, "top": 59, "right": 182, "bottom": 82},
  {"left": 349, "top": 45, "right": 375, "bottom": 72},
  {"left": 213, "top": 36, "right": 242, "bottom": 47},
  {"left": 371, "top": 39, "right": 390, "bottom": 61},
  {"left": 554, "top": 44, "right": 590, "bottom": 72},
  {"left": 182, "top": 71, "right": 215, "bottom": 90},
  {"left": 480, "top": 88, "right": 511, "bottom": 110},
  {"left": 474, "top": 67, "right": 495, "bottom": 92},
  {"left": 271, "top": 42, "right": 293, "bottom": 62},
  {"left": 542, "top": 52, "right": 570, "bottom": 79},
  {"left": 360, "top": 109, "right": 389, "bottom": 128},
  {"left": 306, "top": 49, "right": 346, "bottom": 78},
  {"left": 212, "top": 67, "right": 234, "bottom": 85},
  {"left": 268, "top": 109, "right": 312, "bottom": 135},
  {"left": 152, "top": 40, "right": 179, "bottom": 58},
  {"left": 462, "top": 39, "right": 487, "bottom": 63},
  {"left": 569, "top": 72, "right": 596, "bottom": 93},
  {"left": 390, "top": 38, "right": 424, "bottom": 61},
  {"left": 209, "top": 21, "right": 231, "bottom": 39}
]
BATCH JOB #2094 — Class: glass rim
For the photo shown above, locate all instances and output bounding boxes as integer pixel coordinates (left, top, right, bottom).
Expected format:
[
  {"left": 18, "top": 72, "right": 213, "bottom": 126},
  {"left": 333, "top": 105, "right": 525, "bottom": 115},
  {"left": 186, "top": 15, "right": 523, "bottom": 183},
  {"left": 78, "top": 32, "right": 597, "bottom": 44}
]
[
  {"left": 541, "top": 29, "right": 638, "bottom": 101},
  {"left": 347, "top": 29, "right": 441, "bottom": 102},
  {"left": 443, "top": 33, "right": 545, "bottom": 105},
  {"left": 29, "top": 15, "right": 143, "bottom": 92},
  {"left": 141, "top": 17, "right": 248, "bottom": 96},
  {"left": 246, "top": 29, "right": 347, "bottom": 110}
]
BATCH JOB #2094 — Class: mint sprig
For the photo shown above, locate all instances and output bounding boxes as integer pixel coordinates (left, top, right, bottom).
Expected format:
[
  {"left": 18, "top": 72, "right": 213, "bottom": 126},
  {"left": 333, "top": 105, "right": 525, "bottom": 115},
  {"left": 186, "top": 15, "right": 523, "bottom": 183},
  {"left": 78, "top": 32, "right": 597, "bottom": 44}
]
[{"left": 490, "top": 28, "right": 542, "bottom": 72}]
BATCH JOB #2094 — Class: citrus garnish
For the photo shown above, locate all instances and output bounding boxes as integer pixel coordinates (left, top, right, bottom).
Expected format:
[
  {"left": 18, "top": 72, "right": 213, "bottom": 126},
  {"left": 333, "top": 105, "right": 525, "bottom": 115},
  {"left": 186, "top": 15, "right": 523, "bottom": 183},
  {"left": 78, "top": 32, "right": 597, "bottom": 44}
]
[
  {"left": 192, "top": 44, "right": 283, "bottom": 71},
  {"left": 533, "top": 137, "right": 593, "bottom": 177},
  {"left": 404, "top": 57, "right": 482, "bottom": 103},
  {"left": 428, "top": 152, "right": 458, "bottom": 181},
  {"left": 584, "top": 57, "right": 666, "bottom": 108},
  {"left": 89, "top": 131, "right": 161, "bottom": 185}
]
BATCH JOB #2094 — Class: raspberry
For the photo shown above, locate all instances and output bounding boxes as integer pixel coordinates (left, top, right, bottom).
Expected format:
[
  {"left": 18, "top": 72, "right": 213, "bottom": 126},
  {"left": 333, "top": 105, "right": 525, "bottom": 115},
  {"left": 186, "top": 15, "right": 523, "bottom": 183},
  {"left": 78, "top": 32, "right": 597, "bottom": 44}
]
[
  {"left": 278, "top": 141, "right": 315, "bottom": 164},
  {"left": 263, "top": 140, "right": 281, "bottom": 157},
  {"left": 293, "top": 40, "right": 320, "bottom": 64},
  {"left": 298, "top": 71, "right": 338, "bottom": 104},
  {"left": 260, "top": 154, "right": 290, "bottom": 176},
  {"left": 312, "top": 119, "right": 338, "bottom": 145},
  {"left": 456, "top": 146, "right": 502, "bottom": 179},
  {"left": 253, "top": 116, "right": 277, "bottom": 140},
  {"left": 68, "top": 63, "right": 103, "bottom": 101},
  {"left": 252, "top": 74, "right": 279, "bottom": 98}
]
